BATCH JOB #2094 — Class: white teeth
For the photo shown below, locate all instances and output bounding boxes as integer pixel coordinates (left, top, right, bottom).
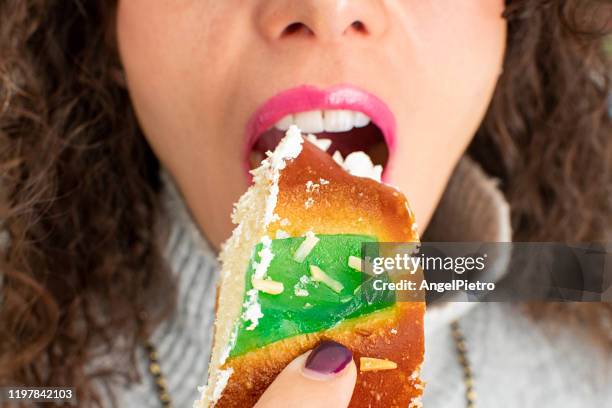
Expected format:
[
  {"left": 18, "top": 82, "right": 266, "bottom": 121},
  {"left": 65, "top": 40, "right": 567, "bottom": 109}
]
[
  {"left": 274, "top": 114, "right": 294, "bottom": 131},
  {"left": 324, "top": 110, "right": 354, "bottom": 132},
  {"left": 272, "top": 110, "right": 372, "bottom": 133},
  {"left": 353, "top": 112, "right": 371, "bottom": 128},
  {"left": 294, "top": 111, "right": 324, "bottom": 133}
]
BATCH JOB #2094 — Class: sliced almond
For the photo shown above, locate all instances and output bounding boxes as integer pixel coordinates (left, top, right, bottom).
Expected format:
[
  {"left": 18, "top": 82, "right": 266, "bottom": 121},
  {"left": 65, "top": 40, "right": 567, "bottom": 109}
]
[
  {"left": 360, "top": 357, "right": 398, "bottom": 372},
  {"left": 309, "top": 265, "right": 344, "bottom": 293},
  {"left": 348, "top": 256, "right": 363, "bottom": 272},
  {"left": 252, "top": 278, "right": 284, "bottom": 295},
  {"left": 293, "top": 231, "right": 319, "bottom": 262}
]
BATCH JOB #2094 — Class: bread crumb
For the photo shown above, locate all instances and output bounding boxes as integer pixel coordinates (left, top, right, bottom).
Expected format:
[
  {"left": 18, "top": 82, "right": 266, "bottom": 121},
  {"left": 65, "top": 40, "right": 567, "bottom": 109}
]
[
  {"left": 275, "top": 229, "right": 290, "bottom": 239},
  {"left": 408, "top": 396, "right": 423, "bottom": 408},
  {"left": 294, "top": 287, "right": 309, "bottom": 297},
  {"left": 305, "top": 180, "right": 320, "bottom": 193}
]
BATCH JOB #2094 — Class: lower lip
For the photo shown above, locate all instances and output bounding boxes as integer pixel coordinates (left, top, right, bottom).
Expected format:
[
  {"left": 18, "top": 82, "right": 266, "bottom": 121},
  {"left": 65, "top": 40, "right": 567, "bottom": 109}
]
[{"left": 244, "top": 85, "right": 397, "bottom": 182}]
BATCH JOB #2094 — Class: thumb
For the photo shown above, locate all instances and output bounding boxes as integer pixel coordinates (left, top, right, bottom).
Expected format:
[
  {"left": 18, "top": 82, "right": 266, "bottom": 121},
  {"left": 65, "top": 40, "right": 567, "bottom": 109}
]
[{"left": 254, "top": 340, "right": 357, "bottom": 408}]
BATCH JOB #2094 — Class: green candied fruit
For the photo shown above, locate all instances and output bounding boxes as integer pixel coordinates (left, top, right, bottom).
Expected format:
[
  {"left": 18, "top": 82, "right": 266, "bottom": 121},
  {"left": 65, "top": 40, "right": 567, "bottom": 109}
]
[{"left": 229, "top": 234, "right": 395, "bottom": 358}]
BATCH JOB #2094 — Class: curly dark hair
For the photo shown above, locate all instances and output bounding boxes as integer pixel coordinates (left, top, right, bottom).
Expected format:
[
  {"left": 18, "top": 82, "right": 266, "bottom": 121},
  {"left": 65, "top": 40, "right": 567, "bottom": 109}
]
[
  {"left": 0, "top": 0, "right": 610, "bottom": 406},
  {"left": 0, "top": 1, "right": 175, "bottom": 406}
]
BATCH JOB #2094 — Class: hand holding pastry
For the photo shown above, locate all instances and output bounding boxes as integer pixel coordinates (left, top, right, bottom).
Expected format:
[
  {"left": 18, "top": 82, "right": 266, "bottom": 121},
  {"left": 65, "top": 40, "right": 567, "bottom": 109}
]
[{"left": 254, "top": 341, "right": 357, "bottom": 408}]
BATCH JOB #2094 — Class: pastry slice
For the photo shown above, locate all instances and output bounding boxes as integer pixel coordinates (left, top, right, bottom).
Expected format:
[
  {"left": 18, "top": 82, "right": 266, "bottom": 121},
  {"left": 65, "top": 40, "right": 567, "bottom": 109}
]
[{"left": 196, "top": 126, "right": 424, "bottom": 408}]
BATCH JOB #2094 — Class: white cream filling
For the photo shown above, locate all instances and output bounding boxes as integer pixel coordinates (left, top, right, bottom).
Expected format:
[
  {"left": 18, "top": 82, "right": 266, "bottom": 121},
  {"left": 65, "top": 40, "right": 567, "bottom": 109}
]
[{"left": 198, "top": 127, "right": 304, "bottom": 407}]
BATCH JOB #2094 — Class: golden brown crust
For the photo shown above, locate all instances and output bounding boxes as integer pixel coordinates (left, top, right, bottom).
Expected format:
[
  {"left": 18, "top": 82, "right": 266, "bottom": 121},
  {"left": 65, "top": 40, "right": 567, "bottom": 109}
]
[
  {"left": 217, "top": 302, "right": 424, "bottom": 408},
  {"left": 268, "top": 141, "right": 419, "bottom": 243}
]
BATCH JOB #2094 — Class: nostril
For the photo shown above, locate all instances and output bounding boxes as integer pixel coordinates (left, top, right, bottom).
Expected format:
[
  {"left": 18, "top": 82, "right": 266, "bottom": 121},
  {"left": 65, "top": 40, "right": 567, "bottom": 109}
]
[
  {"left": 282, "top": 22, "right": 315, "bottom": 38},
  {"left": 350, "top": 21, "right": 367, "bottom": 34}
]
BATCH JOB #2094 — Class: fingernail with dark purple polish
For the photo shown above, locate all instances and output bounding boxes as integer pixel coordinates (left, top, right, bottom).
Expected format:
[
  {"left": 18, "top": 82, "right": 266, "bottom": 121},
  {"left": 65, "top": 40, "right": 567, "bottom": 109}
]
[{"left": 304, "top": 341, "right": 353, "bottom": 376}]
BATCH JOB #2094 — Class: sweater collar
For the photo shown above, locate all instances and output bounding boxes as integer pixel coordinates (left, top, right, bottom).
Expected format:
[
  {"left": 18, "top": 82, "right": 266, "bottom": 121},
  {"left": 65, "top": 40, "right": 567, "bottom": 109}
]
[{"left": 422, "top": 156, "right": 512, "bottom": 333}]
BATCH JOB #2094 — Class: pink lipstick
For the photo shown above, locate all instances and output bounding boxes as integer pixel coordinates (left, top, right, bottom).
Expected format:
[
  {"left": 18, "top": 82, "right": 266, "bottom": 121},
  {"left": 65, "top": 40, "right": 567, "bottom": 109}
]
[{"left": 245, "top": 85, "right": 397, "bottom": 182}]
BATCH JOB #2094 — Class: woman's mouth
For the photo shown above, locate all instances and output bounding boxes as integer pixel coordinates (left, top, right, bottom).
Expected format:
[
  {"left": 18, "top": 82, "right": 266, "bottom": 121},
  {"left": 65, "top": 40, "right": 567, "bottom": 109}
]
[{"left": 244, "top": 85, "right": 396, "bottom": 182}]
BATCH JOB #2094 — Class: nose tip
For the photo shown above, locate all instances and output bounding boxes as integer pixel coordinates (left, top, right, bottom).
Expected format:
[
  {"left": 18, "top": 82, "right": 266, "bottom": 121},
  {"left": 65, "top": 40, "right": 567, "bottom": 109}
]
[{"left": 256, "top": 0, "right": 388, "bottom": 42}]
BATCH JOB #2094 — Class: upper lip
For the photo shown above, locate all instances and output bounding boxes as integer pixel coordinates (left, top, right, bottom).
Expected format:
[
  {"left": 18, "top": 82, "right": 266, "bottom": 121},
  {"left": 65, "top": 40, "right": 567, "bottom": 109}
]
[{"left": 244, "top": 84, "right": 397, "bottom": 176}]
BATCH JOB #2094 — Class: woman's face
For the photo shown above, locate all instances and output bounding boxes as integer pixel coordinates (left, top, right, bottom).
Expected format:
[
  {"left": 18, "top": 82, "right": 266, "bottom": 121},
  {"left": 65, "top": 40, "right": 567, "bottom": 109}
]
[{"left": 117, "top": 0, "right": 506, "bottom": 248}]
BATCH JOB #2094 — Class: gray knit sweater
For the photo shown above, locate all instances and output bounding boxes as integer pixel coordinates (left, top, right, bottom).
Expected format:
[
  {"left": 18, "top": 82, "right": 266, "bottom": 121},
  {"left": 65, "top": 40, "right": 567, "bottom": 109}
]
[{"left": 117, "top": 157, "right": 611, "bottom": 407}]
